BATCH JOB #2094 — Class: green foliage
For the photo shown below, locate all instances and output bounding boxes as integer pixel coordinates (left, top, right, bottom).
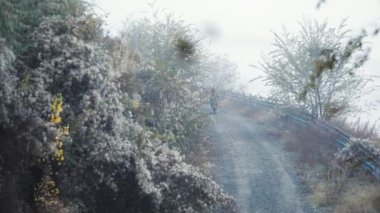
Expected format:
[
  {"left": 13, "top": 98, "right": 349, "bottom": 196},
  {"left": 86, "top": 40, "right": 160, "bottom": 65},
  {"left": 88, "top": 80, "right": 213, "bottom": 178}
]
[{"left": 175, "top": 37, "right": 196, "bottom": 60}]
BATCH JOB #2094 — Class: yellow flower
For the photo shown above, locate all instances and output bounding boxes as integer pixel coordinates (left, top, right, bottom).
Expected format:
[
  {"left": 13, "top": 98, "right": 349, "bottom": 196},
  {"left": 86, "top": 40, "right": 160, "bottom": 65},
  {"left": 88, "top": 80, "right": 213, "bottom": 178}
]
[
  {"left": 132, "top": 100, "right": 140, "bottom": 109},
  {"left": 51, "top": 95, "right": 64, "bottom": 125},
  {"left": 63, "top": 126, "right": 69, "bottom": 136},
  {"left": 54, "top": 116, "right": 62, "bottom": 124},
  {"left": 52, "top": 96, "right": 63, "bottom": 113}
]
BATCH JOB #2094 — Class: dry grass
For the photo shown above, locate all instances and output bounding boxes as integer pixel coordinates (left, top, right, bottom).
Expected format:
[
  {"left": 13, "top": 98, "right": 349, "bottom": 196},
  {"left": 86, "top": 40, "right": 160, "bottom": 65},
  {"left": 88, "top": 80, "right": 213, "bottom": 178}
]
[
  {"left": 185, "top": 148, "right": 213, "bottom": 175},
  {"left": 221, "top": 97, "right": 284, "bottom": 139},
  {"left": 308, "top": 166, "right": 350, "bottom": 208},
  {"left": 309, "top": 182, "right": 330, "bottom": 207},
  {"left": 278, "top": 116, "right": 380, "bottom": 212},
  {"left": 222, "top": 96, "right": 380, "bottom": 212},
  {"left": 250, "top": 110, "right": 278, "bottom": 125},
  {"left": 184, "top": 117, "right": 214, "bottom": 175},
  {"left": 281, "top": 125, "right": 339, "bottom": 166},
  {"left": 309, "top": 178, "right": 380, "bottom": 213},
  {"left": 334, "top": 184, "right": 380, "bottom": 213},
  {"left": 336, "top": 118, "right": 379, "bottom": 140},
  {"left": 307, "top": 162, "right": 380, "bottom": 211}
]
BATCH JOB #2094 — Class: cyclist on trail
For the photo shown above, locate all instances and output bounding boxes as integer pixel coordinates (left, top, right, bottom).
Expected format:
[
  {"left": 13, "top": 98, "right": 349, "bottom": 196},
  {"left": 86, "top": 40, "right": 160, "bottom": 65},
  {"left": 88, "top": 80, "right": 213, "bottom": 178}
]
[{"left": 210, "top": 88, "right": 218, "bottom": 114}]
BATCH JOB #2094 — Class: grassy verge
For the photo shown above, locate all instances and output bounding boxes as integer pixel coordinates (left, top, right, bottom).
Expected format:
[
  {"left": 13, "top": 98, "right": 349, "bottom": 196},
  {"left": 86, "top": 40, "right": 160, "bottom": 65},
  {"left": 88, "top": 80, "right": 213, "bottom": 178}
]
[
  {"left": 222, "top": 96, "right": 380, "bottom": 212},
  {"left": 279, "top": 116, "right": 380, "bottom": 212}
]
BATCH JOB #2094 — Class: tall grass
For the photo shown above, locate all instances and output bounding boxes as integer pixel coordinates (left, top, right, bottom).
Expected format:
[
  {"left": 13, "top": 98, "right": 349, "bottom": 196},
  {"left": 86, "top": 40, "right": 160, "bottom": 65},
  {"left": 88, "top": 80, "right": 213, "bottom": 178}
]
[{"left": 336, "top": 118, "right": 379, "bottom": 140}]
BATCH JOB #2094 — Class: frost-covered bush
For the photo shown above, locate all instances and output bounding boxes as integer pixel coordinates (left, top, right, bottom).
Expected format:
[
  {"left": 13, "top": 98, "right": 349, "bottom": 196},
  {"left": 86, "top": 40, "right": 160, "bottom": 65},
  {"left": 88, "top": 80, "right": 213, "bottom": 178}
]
[
  {"left": 0, "top": 38, "right": 16, "bottom": 126},
  {"left": 0, "top": 0, "right": 97, "bottom": 52},
  {"left": 136, "top": 138, "right": 237, "bottom": 212},
  {"left": 260, "top": 19, "right": 368, "bottom": 119},
  {"left": 0, "top": 10, "right": 236, "bottom": 213},
  {"left": 334, "top": 138, "right": 380, "bottom": 171},
  {"left": 107, "top": 12, "right": 237, "bottom": 155}
]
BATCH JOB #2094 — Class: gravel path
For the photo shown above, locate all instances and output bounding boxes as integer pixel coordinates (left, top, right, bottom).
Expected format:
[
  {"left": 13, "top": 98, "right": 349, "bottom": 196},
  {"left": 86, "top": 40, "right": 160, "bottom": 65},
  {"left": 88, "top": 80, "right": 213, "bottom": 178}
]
[{"left": 209, "top": 105, "right": 313, "bottom": 213}]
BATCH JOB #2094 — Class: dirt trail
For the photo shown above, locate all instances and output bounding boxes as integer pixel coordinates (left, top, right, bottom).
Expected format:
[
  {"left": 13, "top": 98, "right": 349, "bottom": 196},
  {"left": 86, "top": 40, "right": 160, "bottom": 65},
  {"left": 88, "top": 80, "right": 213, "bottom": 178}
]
[{"left": 209, "top": 101, "right": 313, "bottom": 213}]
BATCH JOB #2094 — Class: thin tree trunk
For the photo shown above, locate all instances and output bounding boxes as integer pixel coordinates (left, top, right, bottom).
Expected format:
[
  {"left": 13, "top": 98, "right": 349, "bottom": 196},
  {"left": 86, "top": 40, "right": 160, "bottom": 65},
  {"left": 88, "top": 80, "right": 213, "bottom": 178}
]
[{"left": 316, "top": 78, "right": 323, "bottom": 118}]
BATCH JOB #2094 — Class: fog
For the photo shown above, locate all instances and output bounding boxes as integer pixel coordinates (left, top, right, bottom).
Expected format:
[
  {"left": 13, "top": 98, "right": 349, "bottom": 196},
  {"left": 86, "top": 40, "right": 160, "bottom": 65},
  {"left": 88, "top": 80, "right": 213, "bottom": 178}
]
[
  {"left": 1, "top": 1, "right": 379, "bottom": 212},
  {"left": 95, "top": 0, "right": 380, "bottom": 130}
]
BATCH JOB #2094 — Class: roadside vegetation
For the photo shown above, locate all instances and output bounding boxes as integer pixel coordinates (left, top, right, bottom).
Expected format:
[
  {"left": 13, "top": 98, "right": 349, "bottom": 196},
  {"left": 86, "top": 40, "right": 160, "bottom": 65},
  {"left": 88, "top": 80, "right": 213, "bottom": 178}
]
[
  {"left": 0, "top": 0, "right": 237, "bottom": 212},
  {"left": 260, "top": 19, "right": 369, "bottom": 119},
  {"left": 284, "top": 120, "right": 380, "bottom": 213},
  {"left": 258, "top": 17, "right": 380, "bottom": 213},
  {"left": 1, "top": 0, "right": 379, "bottom": 212},
  {"left": 221, "top": 94, "right": 380, "bottom": 212}
]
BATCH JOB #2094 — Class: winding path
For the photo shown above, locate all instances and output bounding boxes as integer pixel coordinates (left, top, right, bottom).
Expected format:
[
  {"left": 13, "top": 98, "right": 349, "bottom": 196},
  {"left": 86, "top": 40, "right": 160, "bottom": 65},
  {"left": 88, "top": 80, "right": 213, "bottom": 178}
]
[{"left": 209, "top": 99, "right": 313, "bottom": 213}]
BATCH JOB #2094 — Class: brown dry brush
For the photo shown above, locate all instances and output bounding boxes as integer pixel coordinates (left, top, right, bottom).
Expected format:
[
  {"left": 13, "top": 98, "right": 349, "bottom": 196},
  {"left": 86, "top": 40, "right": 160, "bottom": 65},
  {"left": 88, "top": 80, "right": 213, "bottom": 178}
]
[{"left": 281, "top": 123, "right": 339, "bottom": 167}]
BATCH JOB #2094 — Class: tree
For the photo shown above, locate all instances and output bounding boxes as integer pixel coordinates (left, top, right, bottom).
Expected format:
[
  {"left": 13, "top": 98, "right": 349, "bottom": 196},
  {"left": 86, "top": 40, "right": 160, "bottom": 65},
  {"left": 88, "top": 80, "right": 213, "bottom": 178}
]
[
  {"left": 316, "top": 0, "right": 379, "bottom": 68},
  {"left": 260, "top": 19, "right": 368, "bottom": 119}
]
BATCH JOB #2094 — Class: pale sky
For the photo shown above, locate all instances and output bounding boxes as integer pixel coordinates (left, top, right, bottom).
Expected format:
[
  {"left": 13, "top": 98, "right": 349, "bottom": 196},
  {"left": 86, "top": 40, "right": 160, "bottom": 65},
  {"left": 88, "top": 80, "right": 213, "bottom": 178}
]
[{"left": 94, "top": 0, "right": 380, "bottom": 128}]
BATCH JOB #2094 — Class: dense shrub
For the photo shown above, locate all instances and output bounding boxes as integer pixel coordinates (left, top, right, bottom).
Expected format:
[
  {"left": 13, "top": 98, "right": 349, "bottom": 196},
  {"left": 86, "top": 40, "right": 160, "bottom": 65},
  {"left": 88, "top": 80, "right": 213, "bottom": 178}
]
[
  {"left": 104, "top": 12, "right": 236, "bottom": 155},
  {"left": 0, "top": 7, "right": 237, "bottom": 213}
]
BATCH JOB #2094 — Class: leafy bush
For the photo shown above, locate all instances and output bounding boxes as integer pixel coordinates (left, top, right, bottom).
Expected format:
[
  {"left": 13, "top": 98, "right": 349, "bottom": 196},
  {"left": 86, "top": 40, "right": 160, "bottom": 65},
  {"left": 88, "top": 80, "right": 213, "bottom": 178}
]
[
  {"left": 0, "top": 0, "right": 96, "bottom": 53},
  {"left": 105, "top": 11, "right": 236, "bottom": 155},
  {"left": 0, "top": 5, "right": 237, "bottom": 213}
]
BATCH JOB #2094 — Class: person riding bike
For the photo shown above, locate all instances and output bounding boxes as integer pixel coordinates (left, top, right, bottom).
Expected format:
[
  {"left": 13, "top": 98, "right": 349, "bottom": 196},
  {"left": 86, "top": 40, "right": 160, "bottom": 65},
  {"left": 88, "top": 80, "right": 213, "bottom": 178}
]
[{"left": 210, "top": 88, "right": 218, "bottom": 114}]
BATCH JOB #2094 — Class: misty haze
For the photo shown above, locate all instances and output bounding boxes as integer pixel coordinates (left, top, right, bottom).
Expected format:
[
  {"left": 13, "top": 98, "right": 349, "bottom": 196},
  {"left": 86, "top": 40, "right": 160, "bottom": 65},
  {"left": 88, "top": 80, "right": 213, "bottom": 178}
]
[{"left": 0, "top": 0, "right": 379, "bottom": 212}]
